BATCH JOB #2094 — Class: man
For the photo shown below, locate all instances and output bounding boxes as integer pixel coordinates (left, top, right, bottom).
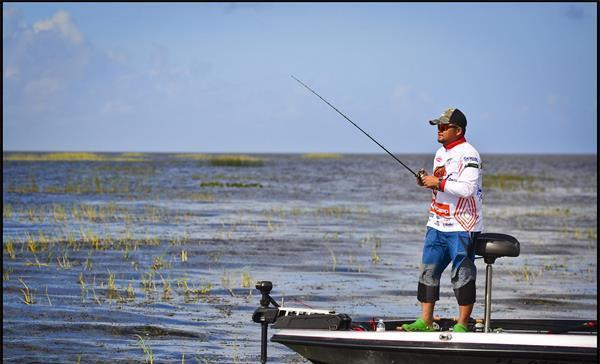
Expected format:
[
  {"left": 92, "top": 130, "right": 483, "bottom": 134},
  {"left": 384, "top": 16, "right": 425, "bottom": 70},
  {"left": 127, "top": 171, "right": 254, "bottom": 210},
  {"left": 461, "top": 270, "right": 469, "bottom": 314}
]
[{"left": 401, "top": 108, "right": 483, "bottom": 333}]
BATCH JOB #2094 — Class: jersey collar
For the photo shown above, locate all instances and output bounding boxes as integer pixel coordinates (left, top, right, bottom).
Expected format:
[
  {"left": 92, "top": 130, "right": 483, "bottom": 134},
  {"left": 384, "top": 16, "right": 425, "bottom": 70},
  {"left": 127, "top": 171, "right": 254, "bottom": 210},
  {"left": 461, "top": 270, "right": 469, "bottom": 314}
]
[{"left": 444, "top": 137, "right": 466, "bottom": 150}]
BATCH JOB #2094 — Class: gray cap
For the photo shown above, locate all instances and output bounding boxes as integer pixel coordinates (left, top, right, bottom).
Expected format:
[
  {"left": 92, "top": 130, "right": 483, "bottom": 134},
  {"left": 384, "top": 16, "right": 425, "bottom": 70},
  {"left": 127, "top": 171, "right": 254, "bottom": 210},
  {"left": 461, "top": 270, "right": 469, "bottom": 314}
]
[{"left": 429, "top": 108, "right": 467, "bottom": 129}]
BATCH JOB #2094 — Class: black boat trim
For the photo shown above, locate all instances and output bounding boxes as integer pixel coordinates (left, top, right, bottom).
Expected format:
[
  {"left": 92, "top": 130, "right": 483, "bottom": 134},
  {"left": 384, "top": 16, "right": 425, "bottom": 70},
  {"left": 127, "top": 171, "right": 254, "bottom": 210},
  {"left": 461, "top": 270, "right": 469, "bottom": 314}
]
[{"left": 272, "top": 334, "right": 598, "bottom": 361}]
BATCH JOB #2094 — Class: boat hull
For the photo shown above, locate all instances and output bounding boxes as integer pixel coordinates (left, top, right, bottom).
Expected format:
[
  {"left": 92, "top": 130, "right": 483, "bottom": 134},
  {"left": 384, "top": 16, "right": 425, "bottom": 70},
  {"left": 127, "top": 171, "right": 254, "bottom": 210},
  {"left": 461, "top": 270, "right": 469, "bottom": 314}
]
[{"left": 273, "top": 330, "right": 597, "bottom": 364}]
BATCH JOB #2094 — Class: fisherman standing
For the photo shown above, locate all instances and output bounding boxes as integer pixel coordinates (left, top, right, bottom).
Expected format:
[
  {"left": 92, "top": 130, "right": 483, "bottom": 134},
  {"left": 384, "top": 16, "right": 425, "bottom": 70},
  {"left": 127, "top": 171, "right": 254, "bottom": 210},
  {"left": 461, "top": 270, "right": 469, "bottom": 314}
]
[{"left": 402, "top": 108, "right": 483, "bottom": 333}]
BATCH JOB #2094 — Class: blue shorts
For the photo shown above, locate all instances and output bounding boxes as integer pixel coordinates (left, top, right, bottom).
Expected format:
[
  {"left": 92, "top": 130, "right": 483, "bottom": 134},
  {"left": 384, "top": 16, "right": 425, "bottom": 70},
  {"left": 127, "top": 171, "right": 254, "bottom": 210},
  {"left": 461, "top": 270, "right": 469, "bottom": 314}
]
[{"left": 417, "top": 227, "right": 477, "bottom": 305}]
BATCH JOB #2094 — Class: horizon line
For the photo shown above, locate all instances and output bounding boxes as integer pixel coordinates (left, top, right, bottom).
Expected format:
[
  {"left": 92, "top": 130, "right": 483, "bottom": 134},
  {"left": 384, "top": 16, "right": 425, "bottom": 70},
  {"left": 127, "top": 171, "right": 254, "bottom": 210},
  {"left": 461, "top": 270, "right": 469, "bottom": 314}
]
[{"left": 2, "top": 150, "right": 597, "bottom": 156}]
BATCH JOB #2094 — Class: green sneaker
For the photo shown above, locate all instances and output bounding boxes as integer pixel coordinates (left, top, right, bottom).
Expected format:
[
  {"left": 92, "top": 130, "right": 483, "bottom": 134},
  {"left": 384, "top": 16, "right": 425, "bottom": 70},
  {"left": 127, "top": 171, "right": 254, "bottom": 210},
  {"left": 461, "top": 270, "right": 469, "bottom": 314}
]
[
  {"left": 400, "top": 318, "right": 437, "bottom": 332},
  {"left": 452, "top": 323, "right": 469, "bottom": 332}
]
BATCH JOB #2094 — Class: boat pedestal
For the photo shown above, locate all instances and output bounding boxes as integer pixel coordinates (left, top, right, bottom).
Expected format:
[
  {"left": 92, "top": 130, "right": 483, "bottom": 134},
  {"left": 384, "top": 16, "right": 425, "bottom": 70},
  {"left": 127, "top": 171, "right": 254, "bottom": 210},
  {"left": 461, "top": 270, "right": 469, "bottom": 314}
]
[{"left": 475, "top": 233, "right": 520, "bottom": 332}]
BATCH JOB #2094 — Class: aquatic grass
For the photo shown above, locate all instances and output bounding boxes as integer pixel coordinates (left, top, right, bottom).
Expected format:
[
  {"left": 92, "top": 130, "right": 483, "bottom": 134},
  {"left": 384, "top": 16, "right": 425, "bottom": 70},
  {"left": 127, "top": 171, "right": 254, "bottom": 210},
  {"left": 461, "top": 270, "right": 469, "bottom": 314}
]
[
  {"left": 220, "top": 271, "right": 236, "bottom": 297},
  {"left": 371, "top": 246, "right": 381, "bottom": 264},
  {"left": 126, "top": 282, "right": 136, "bottom": 301},
  {"left": 175, "top": 153, "right": 209, "bottom": 161},
  {"left": 141, "top": 271, "right": 157, "bottom": 294},
  {"left": 327, "top": 246, "right": 337, "bottom": 271},
  {"left": 84, "top": 252, "right": 94, "bottom": 271},
  {"left": 199, "top": 181, "right": 262, "bottom": 188},
  {"left": 151, "top": 255, "right": 166, "bottom": 270},
  {"left": 3, "top": 268, "right": 13, "bottom": 281},
  {"left": 240, "top": 271, "right": 253, "bottom": 289},
  {"left": 210, "top": 155, "right": 264, "bottom": 167},
  {"left": 106, "top": 270, "right": 119, "bottom": 300},
  {"left": 3, "top": 152, "right": 149, "bottom": 162},
  {"left": 45, "top": 286, "right": 52, "bottom": 306},
  {"left": 25, "top": 232, "right": 39, "bottom": 253},
  {"left": 521, "top": 207, "right": 572, "bottom": 218},
  {"left": 301, "top": 153, "right": 342, "bottom": 159},
  {"left": 180, "top": 249, "right": 188, "bottom": 262},
  {"left": 53, "top": 204, "right": 67, "bottom": 223},
  {"left": 56, "top": 251, "right": 72, "bottom": 269},
  {"left": 316, "top": 205, "right": 353, "bottom": 218},
  {"left": 3, "top": 152, "right": 107, "bottom": 161},
  {"left": 3, "top": 204, "right": 13, "bottom": 219},
  {"left": 189, "top": 193, "right": 215, "bottom": 202},
  {"left": 25, "top": 255, "right": 49, "bottom": 268},
  {"left": 159, "top": 274, "right": 173, "bottom": 302},
  {"left": 78, "top": 273, "right": 87, "bottom": 301},
  {"left": 4, "top": 239, "right": 16, "bottom": 259},
  {"left": 510, "top": 264, "right": 542, "bottom": 282},
  {"left": 135, "top": 334, "right": 154, "bottom": 364},
  {"left": 195, "top": 282, "right": 213, "bottom": 295},
  {"left": 18, "top": 278, "right": 35, "bottom": 305},
  {"left": 483, "top": 173, "right": 542, "bottom": 191}
]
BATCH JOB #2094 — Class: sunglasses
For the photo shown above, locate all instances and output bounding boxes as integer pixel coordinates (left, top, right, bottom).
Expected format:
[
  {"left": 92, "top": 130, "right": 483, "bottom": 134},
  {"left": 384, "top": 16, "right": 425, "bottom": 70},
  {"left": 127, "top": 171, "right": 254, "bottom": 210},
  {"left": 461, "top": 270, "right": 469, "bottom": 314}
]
[{"left": 437, "top": 124, "right": 458, "bottom": 132}]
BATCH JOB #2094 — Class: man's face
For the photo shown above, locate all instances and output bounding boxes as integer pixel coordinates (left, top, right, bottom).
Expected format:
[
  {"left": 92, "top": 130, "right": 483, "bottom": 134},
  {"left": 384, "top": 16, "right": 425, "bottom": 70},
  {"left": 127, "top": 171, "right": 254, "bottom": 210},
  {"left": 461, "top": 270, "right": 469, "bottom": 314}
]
[{"left": 437, "top": 123, "right": 462, "bottom": 145}]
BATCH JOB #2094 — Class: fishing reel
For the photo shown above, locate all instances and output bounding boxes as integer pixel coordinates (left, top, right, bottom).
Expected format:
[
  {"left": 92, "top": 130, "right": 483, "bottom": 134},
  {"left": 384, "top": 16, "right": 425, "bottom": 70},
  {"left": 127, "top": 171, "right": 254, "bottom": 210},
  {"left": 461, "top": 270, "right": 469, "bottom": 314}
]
[{"left": 417, "top": 169, "right": 427, "bottom": 184}]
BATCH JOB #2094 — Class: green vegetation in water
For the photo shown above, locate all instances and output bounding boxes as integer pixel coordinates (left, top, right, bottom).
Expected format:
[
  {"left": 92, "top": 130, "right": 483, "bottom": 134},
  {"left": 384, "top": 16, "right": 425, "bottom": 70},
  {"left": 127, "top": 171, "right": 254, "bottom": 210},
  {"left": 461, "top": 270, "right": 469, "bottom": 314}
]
[
  {"left": 200, "top": 181, "right": 262, "bottom": 188},
  {"left": 174, "top": 153, "right": 209, "bottom": 161},
  {"left": 483, "top": 173, "right": 542, "bottom": 191},
  {"left": 301, "top": 153, "right": 342, "bottom": 159},
  {"left": 209, "top": 155, "right": 264, "bottom": 167},
  {"left": 135, "top": 334, "right": 154, "bottom": 364},
  {"left": 3, "top": 152, "right": 148, "bottom": 162}
]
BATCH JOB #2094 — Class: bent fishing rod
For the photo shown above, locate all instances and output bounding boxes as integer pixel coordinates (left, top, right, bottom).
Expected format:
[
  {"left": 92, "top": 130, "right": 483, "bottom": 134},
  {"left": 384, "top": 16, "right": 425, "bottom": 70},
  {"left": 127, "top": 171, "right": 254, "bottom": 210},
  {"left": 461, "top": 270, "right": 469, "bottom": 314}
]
[{"left": 291, "top": 75, "right": 422, "bottom": 179}]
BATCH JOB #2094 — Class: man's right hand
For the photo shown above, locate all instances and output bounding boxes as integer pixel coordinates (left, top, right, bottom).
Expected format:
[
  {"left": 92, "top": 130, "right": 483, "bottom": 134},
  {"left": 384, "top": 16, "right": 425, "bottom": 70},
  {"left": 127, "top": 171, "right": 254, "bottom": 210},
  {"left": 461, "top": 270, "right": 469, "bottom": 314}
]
[{"left": 417, "top": 169, "right": 427, "bottom": 186}]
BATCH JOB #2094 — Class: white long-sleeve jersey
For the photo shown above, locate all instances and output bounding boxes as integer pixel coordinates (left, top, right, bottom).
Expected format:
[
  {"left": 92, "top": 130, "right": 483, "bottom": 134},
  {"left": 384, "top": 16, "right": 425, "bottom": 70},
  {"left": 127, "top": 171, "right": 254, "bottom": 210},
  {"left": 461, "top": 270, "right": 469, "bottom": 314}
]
[{"left": 426, "top": 137, "right": 484, "bottom": 232}]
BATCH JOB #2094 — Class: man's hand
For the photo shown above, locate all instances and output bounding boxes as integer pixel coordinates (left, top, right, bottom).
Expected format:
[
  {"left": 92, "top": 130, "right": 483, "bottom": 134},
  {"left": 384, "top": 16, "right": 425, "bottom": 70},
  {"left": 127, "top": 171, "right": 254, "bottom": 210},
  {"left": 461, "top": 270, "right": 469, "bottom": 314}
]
[
  {"left": 417, "top": 169, "right": 427, "bottom": 186},
  {"left": 421, "top": 175, "right": 441, "bottom": 190}
]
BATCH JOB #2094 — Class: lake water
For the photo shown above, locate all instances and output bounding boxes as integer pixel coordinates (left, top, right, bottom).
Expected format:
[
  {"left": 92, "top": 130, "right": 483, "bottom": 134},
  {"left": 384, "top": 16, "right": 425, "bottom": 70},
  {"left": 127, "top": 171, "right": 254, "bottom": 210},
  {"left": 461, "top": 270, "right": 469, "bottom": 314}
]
[{"left": 2, "top": 153, "right": 597, "bottom": 363}]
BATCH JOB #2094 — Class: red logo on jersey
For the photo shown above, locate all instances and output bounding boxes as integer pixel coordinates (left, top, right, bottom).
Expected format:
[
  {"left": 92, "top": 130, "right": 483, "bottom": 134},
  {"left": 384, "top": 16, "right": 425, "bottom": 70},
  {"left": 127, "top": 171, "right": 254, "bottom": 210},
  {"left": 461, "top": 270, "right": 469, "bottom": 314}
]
[{"left": 430, "top": 201, "right": 450, "bottom": 217}]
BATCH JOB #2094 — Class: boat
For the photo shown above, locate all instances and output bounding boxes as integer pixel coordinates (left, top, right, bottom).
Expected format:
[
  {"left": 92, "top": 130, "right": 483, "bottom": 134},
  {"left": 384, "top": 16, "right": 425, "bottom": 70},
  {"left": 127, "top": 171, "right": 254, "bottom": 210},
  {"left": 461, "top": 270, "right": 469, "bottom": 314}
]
[{"left": 252, "top": 233, "right": 597, "bottom": 363}]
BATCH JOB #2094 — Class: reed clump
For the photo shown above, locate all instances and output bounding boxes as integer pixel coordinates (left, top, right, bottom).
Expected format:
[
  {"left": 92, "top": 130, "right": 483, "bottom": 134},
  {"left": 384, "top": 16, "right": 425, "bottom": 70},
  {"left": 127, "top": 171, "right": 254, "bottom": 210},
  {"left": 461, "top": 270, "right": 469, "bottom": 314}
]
[
  {"left": 3, "top": 152, "right": 150, "bottom": 162},
  {"left": 200, "top": 181, "right": 262, "bottom": 188},
  {"left": 210, "top": 155, "right": 263, "bottom": 167},
  {"left": 483, "top": 174, "right": 540, "bottom": 191},
  {"left": 18, "top": 278, "right": 35, "bottom": 305},
  {"left": 4, "top": 152, "right": 107, "bottom": 161},
  {"left": 175, "top": 153, "right": 209, "bottom": 161}
]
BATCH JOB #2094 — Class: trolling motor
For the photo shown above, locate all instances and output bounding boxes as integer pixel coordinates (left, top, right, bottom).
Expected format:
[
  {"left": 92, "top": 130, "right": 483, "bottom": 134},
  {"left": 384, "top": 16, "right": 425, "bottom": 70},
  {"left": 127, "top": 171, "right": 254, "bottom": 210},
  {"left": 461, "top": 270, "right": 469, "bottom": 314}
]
[
  {"left": 252, "top": 281, "right": 279, "bottom": 364},
  {"left": 474, "top": 233, "right": 520, "bottom": 333}
]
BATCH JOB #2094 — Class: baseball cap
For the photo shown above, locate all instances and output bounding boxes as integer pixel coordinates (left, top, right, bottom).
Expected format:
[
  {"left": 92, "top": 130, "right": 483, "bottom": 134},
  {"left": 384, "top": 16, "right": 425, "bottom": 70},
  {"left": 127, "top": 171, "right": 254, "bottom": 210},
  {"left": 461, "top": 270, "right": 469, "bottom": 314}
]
[{"left": 429, "top": 108, "right": 467, "bottom": 129}]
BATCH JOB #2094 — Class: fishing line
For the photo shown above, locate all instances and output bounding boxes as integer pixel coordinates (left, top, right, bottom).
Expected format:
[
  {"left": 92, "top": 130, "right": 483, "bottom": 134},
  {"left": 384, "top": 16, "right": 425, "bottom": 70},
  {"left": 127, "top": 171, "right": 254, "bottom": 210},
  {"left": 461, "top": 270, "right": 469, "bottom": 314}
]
[{"left": 291, "top": 75, "right": 420, "bottom": 179}]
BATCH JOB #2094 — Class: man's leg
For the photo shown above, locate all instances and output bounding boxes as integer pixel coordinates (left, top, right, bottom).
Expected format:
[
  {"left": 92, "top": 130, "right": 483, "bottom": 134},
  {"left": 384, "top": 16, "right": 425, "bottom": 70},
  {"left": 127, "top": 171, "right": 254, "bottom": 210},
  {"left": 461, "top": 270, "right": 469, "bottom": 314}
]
[
  {"left": 449, "top": 231, "right": 477, "bottom": 328},
  {"left": 418, "top": 228, "right": 450, "bottom": 326},
  {"left": 457, "top": 303, "right": 473, "bottom": 327},
  {"left": 421, "top": 301, "right": 435, "bottom": 327}
]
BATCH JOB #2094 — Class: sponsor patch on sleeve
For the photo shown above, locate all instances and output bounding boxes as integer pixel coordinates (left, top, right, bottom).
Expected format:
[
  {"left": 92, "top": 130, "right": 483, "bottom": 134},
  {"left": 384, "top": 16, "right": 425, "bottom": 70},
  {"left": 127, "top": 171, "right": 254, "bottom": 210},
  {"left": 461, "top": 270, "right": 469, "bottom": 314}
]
[{"left": 466, "top": 163, "right": 479, "bottom": 168}]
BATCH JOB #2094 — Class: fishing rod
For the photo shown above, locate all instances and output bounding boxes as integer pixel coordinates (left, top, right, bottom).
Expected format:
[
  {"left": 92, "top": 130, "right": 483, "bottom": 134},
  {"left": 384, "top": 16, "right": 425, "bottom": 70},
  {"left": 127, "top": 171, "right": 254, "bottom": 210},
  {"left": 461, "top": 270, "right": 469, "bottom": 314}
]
[{"left": 291, "top": 75, "right": 422, "bottom": 179}]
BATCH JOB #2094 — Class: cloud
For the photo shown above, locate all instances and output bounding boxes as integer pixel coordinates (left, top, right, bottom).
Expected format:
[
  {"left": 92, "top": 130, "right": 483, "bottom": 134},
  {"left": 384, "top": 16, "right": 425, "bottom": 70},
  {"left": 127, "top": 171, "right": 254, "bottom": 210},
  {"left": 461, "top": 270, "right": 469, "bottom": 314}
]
[
  {"left": 33, "top": 10, "right": 84, "bottom": 44},
  {"left": 3, "top": 8, "right": 126, "bottom": 126}
]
